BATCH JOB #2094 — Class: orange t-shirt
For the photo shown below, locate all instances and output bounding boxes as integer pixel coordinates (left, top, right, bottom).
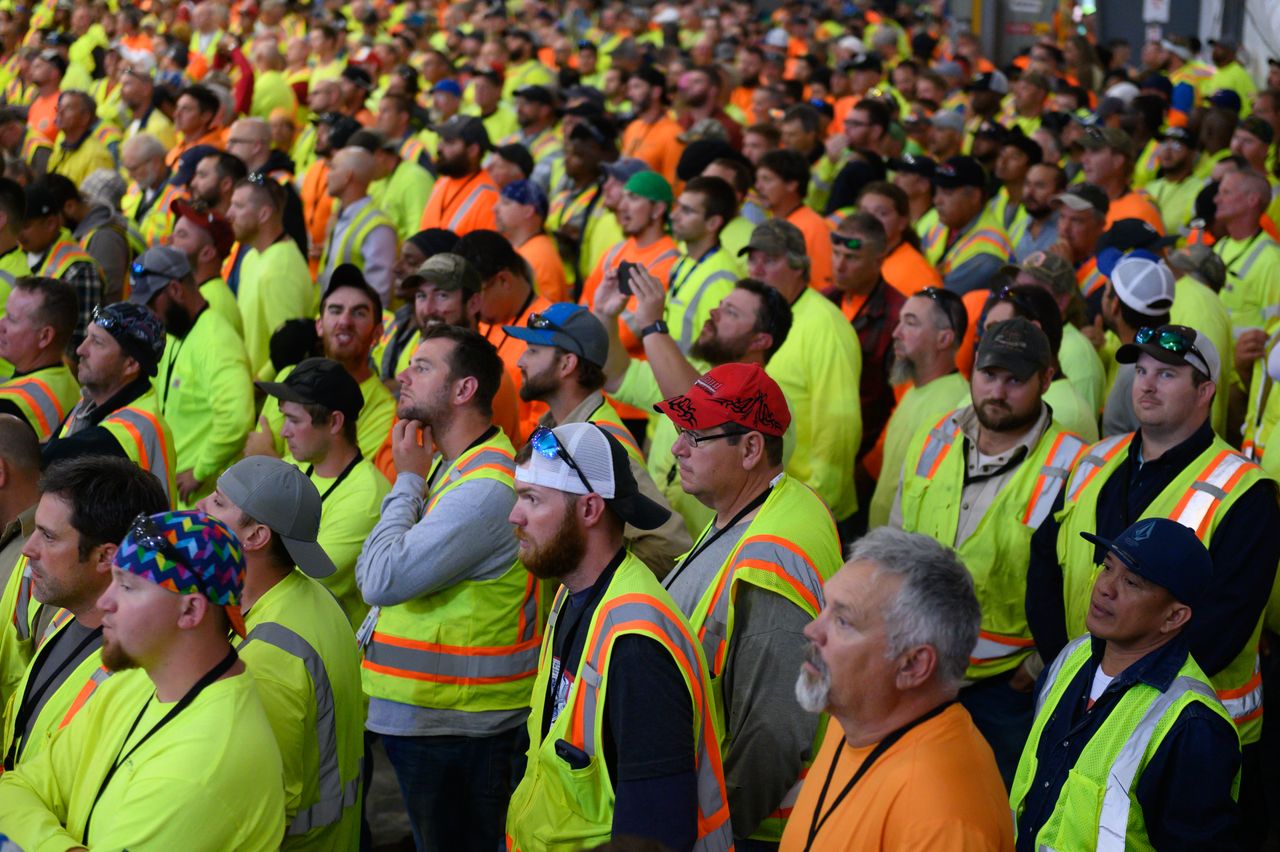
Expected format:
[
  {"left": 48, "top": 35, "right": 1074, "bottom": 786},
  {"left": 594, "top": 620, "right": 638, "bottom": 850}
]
[
  {"left": 300, "top": 159, "right": 336, "bottom": 278},
  {"left": 956, "top": 288, "right": 991, "bottom": 379},
  {"left": 780, "top": 704, "right": 1014, "bottom": 852},
  {"left": 29, "top": 92, "right": 59, "bottom": 142},
  {"left": 165, "top": 127, "right": 225, "bottom": 168},
  {"left": 1105, "top": 191, "right": 1165, "bottom": 235},
  {"left": 790, "top": 206, "right": 835, "bottom": 290},
  {"left": 840, "top": 291, "right": 869, "bottom": 322},
  {"left": 419, "top": 170, "right": 499, "bottom": 236},
  {"left": 882, "top": 241, "right": 943, "bottom": 298},
  {"left": 519, "top": 232, "right": 570, "bottom": 303},
  {"left": 621, "top": 114, "right": 686, "bottom": 186},
  {"left": 480, "top": 293, "right": 552, "bottom": 443}
]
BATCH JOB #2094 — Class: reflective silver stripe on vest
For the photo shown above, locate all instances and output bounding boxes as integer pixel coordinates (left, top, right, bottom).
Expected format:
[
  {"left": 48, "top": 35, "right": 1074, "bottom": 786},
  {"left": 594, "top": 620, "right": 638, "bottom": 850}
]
[
  {"left": 1233, "top": 237, "right": 1273, "bottom": 280},
  {"left": 913, "top": 414, "right": 961, "bottom": 478},
  {"left": 1034, "top": 635, "right": 1091, "bottom": 716},
  {"left": 437, "top": 448, "right": 515, "bottom": 490},
  {"left": 1220, "top": 655, "right": 1263, "bottom": 722},
  {"left": 1170, "top": 452, "right": 1255, "bottom": 535},
  {"left": 1095, "top": 675, "right": 1220, "bottom": 852},
  {"left": 447, "top": 185, "right": 496, "bottom": 231},
  {"left": 574, "top": 598, "right": 731, "bottom": 851},
  {"left": 238, "top": 622, "right": 357, "bottom": 836},
  {"left": 0, "top": 269, "right": 14, "bottom": 290},
  {"left": 700, "top": 538, "right": 825, "bottom": 670},
  {"left": 1065, "top": 433, "right": 1131, "bottom": 503},
  {"left": 13, "top": 568, "right": 31, "bottom": 642},
  {"left": 363, "top": 632, "right": 539, "bottom": 681},
  {"left": 335, "top": 205, "right": 389, "bottom": 266},
  {"left": 105, "top": 407, "right": 171, "bottom": 499},
  {"left": 0, "top": 377, "right": 63, "bottom": 438},
  {"left": 678, "top": 268, "right": 736, "bottom": 350},
  {"left": 1025, "top": 434, "right": 1088, "bottom": 528}
]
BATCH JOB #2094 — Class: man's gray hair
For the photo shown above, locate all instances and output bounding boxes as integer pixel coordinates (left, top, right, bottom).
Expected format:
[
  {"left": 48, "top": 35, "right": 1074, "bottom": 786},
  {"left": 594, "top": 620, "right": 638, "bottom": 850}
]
[{"left": 847, "top": 527, "right": 980, "bottom": 688}]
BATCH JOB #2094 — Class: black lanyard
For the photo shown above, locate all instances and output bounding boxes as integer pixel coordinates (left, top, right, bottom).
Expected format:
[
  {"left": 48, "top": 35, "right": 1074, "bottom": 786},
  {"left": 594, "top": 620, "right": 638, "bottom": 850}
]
[
  {"left": 661, "top": 486, "right": 772, "bottom": 593},
  {"left": 3, "top": 622, "right": 102, "bottom": 770},
  {"left": 802, "top": 701, "right": 954, "bottom": 851},
  {"left": 669, "top": 246, "right": 719, "bottom": 303},
  {"left": 486, "top": 290, "right": 536, "bottom": 351},
  {"left": 1220, "top": 230, "right": 1263, "bottom": 276},
  {"left": 305, "top": 450, "right": 364, "bottom": 502},
  {"left": 82, "top": 647, "right": 238, "bottom": 843}
]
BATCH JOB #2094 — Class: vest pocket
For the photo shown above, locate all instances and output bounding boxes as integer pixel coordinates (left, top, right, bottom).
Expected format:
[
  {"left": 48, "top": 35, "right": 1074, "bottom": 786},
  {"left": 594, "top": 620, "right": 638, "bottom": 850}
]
[{"left": 1044, "top": 767, "right": 1105, "bottom": 849}]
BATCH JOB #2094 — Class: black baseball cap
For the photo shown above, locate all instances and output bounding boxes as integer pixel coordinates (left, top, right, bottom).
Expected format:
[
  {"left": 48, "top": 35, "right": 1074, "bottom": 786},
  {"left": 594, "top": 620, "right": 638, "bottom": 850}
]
[
  {"left": 513, "top": 84, "right": 556, "bottom": 107},
  {"left": 1054, "top": 183, "right": 1110, "bottom": 216},
  {"left": 256, "top": 357, "right": 364, "bottom": 424},
  {"left": 435, "top": 115, "right": 491, "bottom": 151},
  {"left": 1096, "top": 218, "right": 1178, "bottom": 254},
  {"left": 932, "top": 156, "right": 986, "bottom": 189},
  {"left": 888, "top": 153, "right": 937, "bottom": 178},
  {"left": 975, "top": 317, "right": 1051, "bottom": 380}
]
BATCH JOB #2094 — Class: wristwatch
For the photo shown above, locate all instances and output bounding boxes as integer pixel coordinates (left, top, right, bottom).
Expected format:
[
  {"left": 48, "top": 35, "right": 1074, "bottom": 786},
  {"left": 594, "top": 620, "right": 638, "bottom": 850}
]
[{"left": 640, "top": 320, "right": 669, "bottom": 338}]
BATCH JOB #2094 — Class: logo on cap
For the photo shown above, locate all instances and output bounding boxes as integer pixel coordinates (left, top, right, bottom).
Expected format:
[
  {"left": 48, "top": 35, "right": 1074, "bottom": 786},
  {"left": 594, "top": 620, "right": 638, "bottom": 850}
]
[
  {"left": 694, "top": 375, "right": 723, "bottom": 395},
  {"left": 1133, "top": 520, "right": 1155, "bottom": 541},
  {"left": 712, "top": 391, "right": 786, "bottom": 433}
]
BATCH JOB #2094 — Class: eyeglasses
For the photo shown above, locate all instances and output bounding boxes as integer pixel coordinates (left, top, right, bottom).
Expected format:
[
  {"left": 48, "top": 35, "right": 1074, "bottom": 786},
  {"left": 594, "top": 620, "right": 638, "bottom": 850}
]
[
  {"left": 128, "top": 512, "right": 186, "bottom": 571},
  {"left": 837, "top": 236, "right": 864, "bottom": 250},
  {"left": 530, "top": 426, "right": 594, "bottom": 493},
  {"left": 675, "top": 425, "right": 745, "bottom": 449},
  {"left": 1134, "top": 326, "right": 1210, "bottom": 375}
]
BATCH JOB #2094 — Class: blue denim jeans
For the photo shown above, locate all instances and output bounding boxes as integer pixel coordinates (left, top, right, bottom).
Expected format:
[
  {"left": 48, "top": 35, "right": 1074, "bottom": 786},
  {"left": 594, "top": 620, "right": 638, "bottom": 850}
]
[
  {"left": 958, "top": 669, "right": 1034, "bottom": 789},
  {"left": 381, "top": 726, "right": 523, "bottom": 852}
]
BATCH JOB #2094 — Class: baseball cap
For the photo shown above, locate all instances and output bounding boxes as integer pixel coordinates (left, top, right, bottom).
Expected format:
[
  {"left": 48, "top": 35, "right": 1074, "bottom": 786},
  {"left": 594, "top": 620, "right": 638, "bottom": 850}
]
[
  {"left": 1239, "top": 115, "right": 1275, "bottom": 147},
  {"left": 91, "top": 302, "right": 166, "bottom": 376},
  {"left": 654, "top": 363, "right": 791, "bottom": 437},
  {"left": 1107, "top": 254, "right": 1176, "bottom": 316},
  {"left": 435, "top": 114, "right": 490, "bottom": 150},
  {"left": 432, "top": 77, "right": 463, "bottom": 97},
  {"left": 24, "top": 182, "right": 59, "bottom": 219},
  {"left": 114, "top": 510, "right": 248, "bottom": 636},
  {"left": 1000, "top": 250, "right": 1075, "bottom": 295},
  {"left": 316, "top": 113, "right": 362, "bottom": 149},
  {"left": 493, "top": 143, "right": 534, "bottom": 178},
  {"left": 1081, "top": 517, "right": 1213, "bottom": 606},
  {"left": 1158, "top": 126, "right": 1197, "bottom": 147},
  {"left": 1116, "top": 323, "right": 1220, "bottom": 384},
  {"left": 1140, "top": 74, "right": 1174, "bottom": 98},
  {"left": 967, "top": 70, "right": 1010, "bottom": 94},
  {"left": 974, "top": 317, "right": 1052, "bottom": 380},
  {"left": 677, "top": 117, "right": 730, "bottom": 145},
  {"left": 255, "top": 356, "right": 363, "bottom": 424},
  {"left": 1079, "top": 125, "right": 1134, "bottom": 158},
  {"left": 128, "top": 246, "right": 191, "bottom": 305},
  {"left": 216, "top": 457, "right": 337, "bottom": 579},
  {"left": 930, "top": 110, "right": 965, "bottom": 133},
  {"left": 169, "top": 143, "right": 220, "bottom": 188},
  {"left": 1167, "top": 244, "right": 1226, "bottom": 292},
  {"left": 740, "top": 218, "right": 807, "bottom": 263},
  {"left": 322, "top": 263, "right": 383, "bottom": 314},
  {"left": 1054, "top": 183, "right": 1110, "bottom": 215},
  {"left": 341, "top": 65, "right": 374, "bottom": 91},
  {"left": 500, "top": 179, "right": 549, "bottom": 218},
  {"left": 1207, "top": 89, "right": 1242, "bottom": 114},
  {"left": 1096, "top": 218, "right": 1178, "bottom": 255},
  {"left": 932, "top": 156, "right": 986, "bottom": 189},
  {"left": 1002, "top": 127, "right": 1044, "bottom": 164},
  {"left": 843, "top": 53, "right": 882, "bottom": 73},
  {"left": 503, "top": 302, "right": 608, "bottom": 368},
  {"left": 623, "top": 170, "right": 673, "bottom": 204},
  {"left": 517, "top": 422, "right": 671, "bottom": 530},
  {"left": 513, "top": 84, "right": 556, "bottom": 106},
  {"left": 402, "top": 252, "right": 482, "bottom": 294},
  {"left": 601, "top": 158, "right": 649, "bottom": 184},
  {"left": 888, "top": 153, "right": 937, "bottom": 178},
  {"left": 171, "top": 198, "right": 234, "bottom": 257}
]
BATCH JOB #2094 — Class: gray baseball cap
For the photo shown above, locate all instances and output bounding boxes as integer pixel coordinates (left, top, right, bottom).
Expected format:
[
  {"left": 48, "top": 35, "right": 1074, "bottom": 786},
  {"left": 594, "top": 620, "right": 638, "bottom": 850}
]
[
  {"left": 216, "top": 457, "right": 336, "bottom": 579},
  {"left": 128, "top": 246, "right": 191, "bottom": 305},
  {"left": 404, "top": 252, "right": 482, "bottom": 294},
  {"left": 503, "top": 302, "right": 609, "bottom": 368}
]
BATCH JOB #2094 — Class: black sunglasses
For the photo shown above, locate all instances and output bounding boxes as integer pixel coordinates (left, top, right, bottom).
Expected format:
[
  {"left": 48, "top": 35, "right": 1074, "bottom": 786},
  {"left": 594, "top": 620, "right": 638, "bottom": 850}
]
[{"left": 128, "top": 512, "right": 186, "bottom": 569}]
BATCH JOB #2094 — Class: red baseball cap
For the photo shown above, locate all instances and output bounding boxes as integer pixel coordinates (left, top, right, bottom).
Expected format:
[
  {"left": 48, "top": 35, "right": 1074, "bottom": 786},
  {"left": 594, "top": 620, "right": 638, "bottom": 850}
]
[
  {"left": 654, "top": 364, "right": 790, "bottom": 437},
  {"left": 170, "top": 198, "right": 235, "bottom": 258}
]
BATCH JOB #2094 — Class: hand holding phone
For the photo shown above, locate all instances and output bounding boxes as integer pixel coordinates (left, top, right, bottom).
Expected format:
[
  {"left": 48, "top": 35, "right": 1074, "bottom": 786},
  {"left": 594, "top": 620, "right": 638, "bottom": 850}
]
[{"left": 616, "top": 261, "right": 637, "bottom": 297}]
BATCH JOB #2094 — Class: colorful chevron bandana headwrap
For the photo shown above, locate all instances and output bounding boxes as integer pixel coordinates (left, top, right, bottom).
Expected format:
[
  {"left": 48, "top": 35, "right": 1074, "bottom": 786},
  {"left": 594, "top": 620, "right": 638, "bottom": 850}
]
[{"left": 114, "top": 511, "right": 248, "bottom": 636}]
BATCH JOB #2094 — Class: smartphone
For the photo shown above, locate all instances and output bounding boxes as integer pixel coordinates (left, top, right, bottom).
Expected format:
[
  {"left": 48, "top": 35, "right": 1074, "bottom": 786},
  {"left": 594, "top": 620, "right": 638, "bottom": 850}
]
[
  {"left": 554, "top": 738, "right": 591, "bottom": 770},
  {"left": 617, "top": 261, "right": 637, "bottom": 297}
]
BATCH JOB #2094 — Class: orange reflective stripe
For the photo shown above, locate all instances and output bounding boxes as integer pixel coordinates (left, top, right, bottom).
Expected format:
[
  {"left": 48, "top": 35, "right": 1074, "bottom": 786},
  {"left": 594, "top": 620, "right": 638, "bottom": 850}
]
[
  {"left": 1168, "top": 449, "right": 1257, "bottom": 539},
  {"left": 1021, "top": 433, "right": 1089, "bottom": 527},
  {"left": 57, "top": 666, "right": 110, "bottom": 729},
  {"left": 1066, "top": 434, "right": 1133, "bottom": 503},
  {"left": 0, "top": 385, "right": 49, "bottom": 437}
]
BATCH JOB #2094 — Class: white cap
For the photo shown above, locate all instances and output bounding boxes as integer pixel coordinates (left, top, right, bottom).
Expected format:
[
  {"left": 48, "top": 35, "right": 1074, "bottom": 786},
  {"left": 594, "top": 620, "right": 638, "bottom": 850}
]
[
  {"left": 1110, "top": 255, "right": 1176, "bottom": 316},
  {"left": 653, "top": 7, "right": 679, "bottom": 24},
  {"left": 763, "top": 28, "right": 789, "bottom": 49},
  {"left": 1105, "top": 81, "right": 1140, "bottom": 105},
  {"left": 837, "top": 35, "right": 864, "bottom": 53}
]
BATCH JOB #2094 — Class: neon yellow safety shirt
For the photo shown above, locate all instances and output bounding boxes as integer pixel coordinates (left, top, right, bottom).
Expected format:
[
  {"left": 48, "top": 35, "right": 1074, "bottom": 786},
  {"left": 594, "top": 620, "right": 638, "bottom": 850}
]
[
  {"left": 370, "top": 159, "right": 436, "bottom": 243},
  {"left": 664, "top": 245, "right": 739, "bottom": 353},
  {"left": 0, "top": 667, "right": 286, "bottom": 850},
  {"left": 0, "top": 362, "right": 79, "bottom": 443},
  {"left": 310, "top": 457, "right": 390, "bottom": 629},
  {"left": 1060, "top": 323, "right": 1106, "bottom": 415},
  {"left": 1213, "top": 232, "right": 1280, "bottom": 334},
  {"left": 1170, "top": 275, "right": 1233, "bottom": 436},
  {"left": 263, "top": 366, "right": 397, "bottom": 465},
  {"left": 199, "top": 275, "right": 244, "bottom": 339},
  {"left": 238, "top": 237, "right": 317, "bottom": 379},
  {"left": 155, "top": 308, "right": 255, "bottom": 509},
  {"left": 238, "top": 568, "right": 364, "bottom": 850}
]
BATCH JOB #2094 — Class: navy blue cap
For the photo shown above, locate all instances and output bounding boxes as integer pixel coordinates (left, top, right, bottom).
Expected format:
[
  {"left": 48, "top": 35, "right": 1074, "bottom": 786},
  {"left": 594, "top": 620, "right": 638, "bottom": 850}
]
[
  {"left": 1081, "top": 518, "right": 1212, "bottom": 606},
  {"left": 1208, "top": 89, "right": 1242, "bottom": 114},
  {"left": 501, "top": 179, "right": 548, "bottom": 218}
]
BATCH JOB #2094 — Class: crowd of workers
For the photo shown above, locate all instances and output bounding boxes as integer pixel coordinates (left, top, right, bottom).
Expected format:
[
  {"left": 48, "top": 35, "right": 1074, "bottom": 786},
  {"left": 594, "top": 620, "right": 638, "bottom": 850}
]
[{"left": 0, "top": 0, "right": 1274, "bottom": 849}]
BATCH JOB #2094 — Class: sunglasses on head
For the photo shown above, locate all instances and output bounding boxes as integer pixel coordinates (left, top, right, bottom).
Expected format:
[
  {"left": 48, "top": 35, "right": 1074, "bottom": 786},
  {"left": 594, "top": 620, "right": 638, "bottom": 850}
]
[
  {"left": 1134, "top": 326, "right": 1211, "bottom": 375},
  {"left": 128, "top": 512, "right": 187, "bottom": 571},
  {"left": 529, "top": 426, "right": 594, "bottom": 493},
  {"left": 129, "top": 261, "right": 169, "bottom": 279}
]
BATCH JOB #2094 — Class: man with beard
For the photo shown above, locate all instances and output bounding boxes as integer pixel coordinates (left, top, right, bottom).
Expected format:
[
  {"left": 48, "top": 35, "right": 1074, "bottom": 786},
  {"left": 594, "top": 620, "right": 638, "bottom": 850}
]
[
  {"left": 42, "top": 302, "right": 176, "bottom": 503},
  {"left": 505, "top": 421, "right": 730, "bottom": 851},
  {"left": 676, "top": 65, "right": 742, "bottom": 150},
  {"left": 1145, "top": 127, "right": 1205, "bottom": 235},
  {"left": 0, "top": 456, "right": 167, "bottom": 771},
  {"left": 1010, "top": 162, "right": 1066, "bottom": 262},
  {"left": 226, "top": 176, "right": 313, "bottom": 378},
  {"left": 1029, "top": 324, "right": 1279, "bottom": 845},
  {"left": 622, "top": 65, "right": 685, "bottom": 186},
  {"left": 128, "top": 246, "right": 253, "bottom": 508},
  {"left": 251, "top": 265, "right": 395, "bottom": 465},
  {"left": 1080, "top": 126, "right": 1164, "bottom": 233},
  {"left": 223, "top": 118, "right": 307, "bottom": 253},
  {"left": 866, "top": 287, "right": 969, "bottom": 528},
  {"left": 502, "top": 85, "right": 562, "bottom": 193},
  {"left": 546, "top": 114, "right": 623, "bottom": 296},
  {"left": 419, "top": 115, "right": 499, "bottom": 237},
  {"left": 780, "top": 527, "right": 1010, "bottom": 849},
  {"left": 20, "top": 181, "right": 105, "bottom": 352},
  {"left": 167, "top": 200, "right": 242, "bottom": 337},
  {"left": 665, "top": 176, "right": 740, "bottom": 354},
  {"left": 1054, "top": 184, "right": 1111, "bottom": 306},
  {"left": 932, "top": 156, "right": 1012, "bottom": 295},
  {"left": 0, "top": 276, "right": 81, "bottom": 443},
  {"left": 1099, "top": 253, "right": 1176, "bottom": 438},
  {"left": 891, "top": 318, "right": 1089, "bottom": 784},
  {"left": 0, "top": 508, "right": 286, "bottom": 849},
  {"left": 357, "top": 325, "right": 532, "bottom": 851},
  {"left": 120, "top": 60, "right": 176, "bottom": 149},
  {"left": 1206, "top": 39, "right": 1257, "bottom": 104},
  {"left": 505, "top": 302, "right": 690, "bottom": 575},
  {"left": 189, "top": 151, "right": 246, "bottom": 218}
]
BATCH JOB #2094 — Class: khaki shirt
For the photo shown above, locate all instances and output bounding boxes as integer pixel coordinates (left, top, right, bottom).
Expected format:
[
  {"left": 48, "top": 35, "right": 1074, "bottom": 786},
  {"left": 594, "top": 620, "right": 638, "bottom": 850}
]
[{"left": 0, "top": 504, "right": 35, "bottom": 594}]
